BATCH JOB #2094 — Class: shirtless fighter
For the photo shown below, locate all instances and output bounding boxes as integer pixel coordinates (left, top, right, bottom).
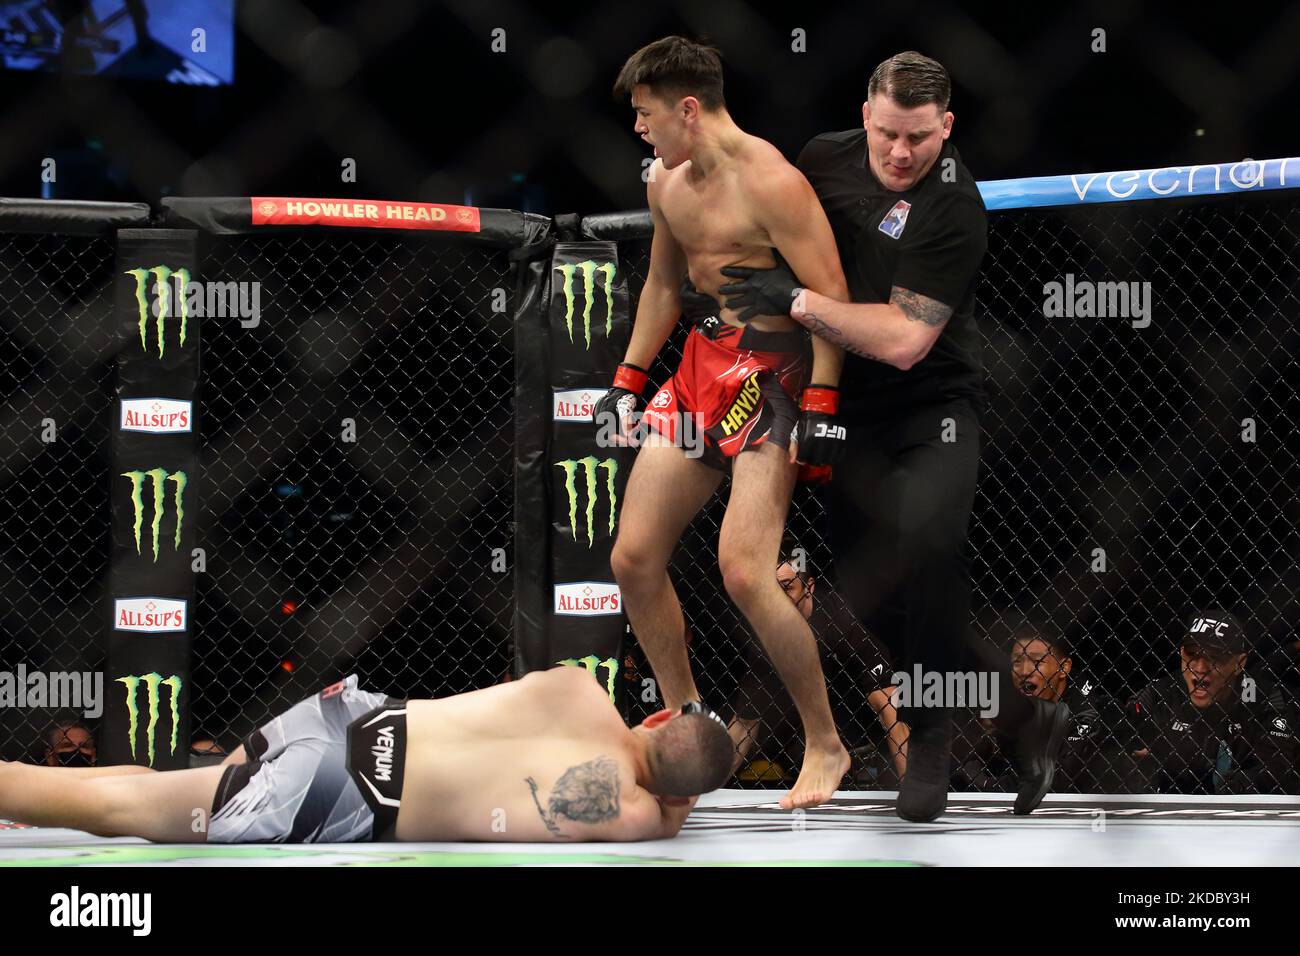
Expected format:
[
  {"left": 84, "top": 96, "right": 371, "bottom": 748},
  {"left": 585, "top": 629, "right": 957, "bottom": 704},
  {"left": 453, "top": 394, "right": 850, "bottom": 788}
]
[
  {"left": 0, "top": 670, "right": 733, "bottom": 843},
  {"left": 597, "top": 37, "right": 852, "bottom": 809}
]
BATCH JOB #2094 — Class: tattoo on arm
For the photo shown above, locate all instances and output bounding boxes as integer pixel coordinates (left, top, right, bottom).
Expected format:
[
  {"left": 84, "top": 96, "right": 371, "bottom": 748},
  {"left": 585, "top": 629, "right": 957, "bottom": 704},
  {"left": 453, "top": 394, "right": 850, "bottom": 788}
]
[
  {"left": 803, "top": 313, "right": 890, "bottom": 363},
  {"left": 890, "top": 286, "right": 953, "bottom": 328},
  {"left": 525, "top": 756, "right": 622, "bottom": 839}
]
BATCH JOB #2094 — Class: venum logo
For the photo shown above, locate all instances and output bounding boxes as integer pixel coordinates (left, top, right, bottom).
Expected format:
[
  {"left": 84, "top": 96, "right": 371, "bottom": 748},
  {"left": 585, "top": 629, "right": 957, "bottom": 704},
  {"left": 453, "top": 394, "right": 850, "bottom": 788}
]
[
  {"left": 118, "top": 672, "right": 182, "bottom": 767},
  {"left": 114, "top": 598, "right": 187, "bottom": 632},
  {"left": 554, "top": 260, "right": 616, "bottom": 349},
  {"left": 372, "top": 725, "right": 395, "bottom": 782},
  {"left": 555, "top": 456, "right": 618, "bottom": 547},
  {"left": 126, "top": 266, "right": 191, "bottom": 358},
  {"left": 558, "top": 654, "right": 619, "bottom": 701},
  {"left": 554, "top": 582, "right": 621, "bottom": 617},
  {"left": 121, "top": 468, "right": 187, "bottom": 561}
]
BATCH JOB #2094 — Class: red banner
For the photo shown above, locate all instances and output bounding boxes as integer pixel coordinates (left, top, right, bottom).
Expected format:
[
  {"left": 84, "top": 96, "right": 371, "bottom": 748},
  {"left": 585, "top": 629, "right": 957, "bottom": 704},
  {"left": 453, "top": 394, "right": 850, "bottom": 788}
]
[{"left": 250, "top": 197, "right": 481, "bottom": 232}]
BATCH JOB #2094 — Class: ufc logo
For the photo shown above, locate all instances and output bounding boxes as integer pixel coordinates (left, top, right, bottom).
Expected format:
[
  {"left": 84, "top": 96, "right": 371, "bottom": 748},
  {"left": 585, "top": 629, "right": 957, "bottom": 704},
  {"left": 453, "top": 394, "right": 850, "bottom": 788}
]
[
  {"left": 814, "top": 423, "right": 846, "bottom": 441},
  {"left": 1189, "top": 618, "right": 1229, "bottom": 637}
]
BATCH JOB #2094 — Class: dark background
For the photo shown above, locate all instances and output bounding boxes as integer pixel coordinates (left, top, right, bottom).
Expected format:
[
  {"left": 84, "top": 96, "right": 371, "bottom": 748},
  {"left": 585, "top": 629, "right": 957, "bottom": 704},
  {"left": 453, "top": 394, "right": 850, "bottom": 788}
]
[{"left": 1, "top": 0, "right": 1297, "bottom": 212}]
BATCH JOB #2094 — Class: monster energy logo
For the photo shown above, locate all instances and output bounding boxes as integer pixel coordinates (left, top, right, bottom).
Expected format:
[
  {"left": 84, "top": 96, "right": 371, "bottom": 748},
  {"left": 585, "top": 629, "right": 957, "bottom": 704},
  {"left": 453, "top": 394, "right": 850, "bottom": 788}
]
[
  {"left": 558, "top": 655, "right": 619, "bottom": 701},
  {"left": 554, "top": 259, "right": 616, "bottom": 348},
  {"left": 555, "top": 457, "right": 618, "bottom": 547},
  {"left": 117, "top": 673, "right": 183, "bottom": 767},
  {"left": 121, "top": 469, "right": 187, "bottom": 561},
  {"left": 126, "top": 266, "right": 191, "bottom": 358}
]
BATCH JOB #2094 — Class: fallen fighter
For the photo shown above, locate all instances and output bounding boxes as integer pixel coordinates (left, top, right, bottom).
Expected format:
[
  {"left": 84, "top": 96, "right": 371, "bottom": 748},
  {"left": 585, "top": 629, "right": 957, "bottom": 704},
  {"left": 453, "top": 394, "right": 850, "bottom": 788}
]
[{"left": 0, "top": 668, "right": 734, "bottom": 843}]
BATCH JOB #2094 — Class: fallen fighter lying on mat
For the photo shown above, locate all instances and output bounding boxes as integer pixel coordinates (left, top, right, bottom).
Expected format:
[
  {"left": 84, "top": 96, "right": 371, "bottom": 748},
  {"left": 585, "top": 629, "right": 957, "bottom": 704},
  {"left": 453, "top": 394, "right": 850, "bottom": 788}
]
[{"left": 0, "top": 668, "right": 734, "bottom": 843}]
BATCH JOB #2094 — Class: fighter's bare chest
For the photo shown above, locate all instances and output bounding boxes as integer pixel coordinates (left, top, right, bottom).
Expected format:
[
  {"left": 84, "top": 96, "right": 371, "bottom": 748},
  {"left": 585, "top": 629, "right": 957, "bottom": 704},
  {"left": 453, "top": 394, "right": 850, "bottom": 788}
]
[{"left": 658, "top": 178, "right": 770, "bottom": 252}]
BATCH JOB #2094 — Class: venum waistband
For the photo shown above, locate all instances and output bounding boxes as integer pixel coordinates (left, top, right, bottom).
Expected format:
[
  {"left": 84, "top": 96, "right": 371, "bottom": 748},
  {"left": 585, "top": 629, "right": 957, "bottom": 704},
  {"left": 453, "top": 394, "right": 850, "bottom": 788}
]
[{"left": 345, "top": 699, "right": 408, "bottom": 841}]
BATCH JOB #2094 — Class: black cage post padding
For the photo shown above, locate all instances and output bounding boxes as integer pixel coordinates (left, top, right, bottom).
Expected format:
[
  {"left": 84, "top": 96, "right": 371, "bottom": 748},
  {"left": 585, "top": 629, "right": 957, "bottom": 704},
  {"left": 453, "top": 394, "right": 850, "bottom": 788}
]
[
  {"left": 540, "top": 241, "right": 635, "bottom": 705},
  {"left": 103, "top": 229, "right": 200, "bottom": 769}
]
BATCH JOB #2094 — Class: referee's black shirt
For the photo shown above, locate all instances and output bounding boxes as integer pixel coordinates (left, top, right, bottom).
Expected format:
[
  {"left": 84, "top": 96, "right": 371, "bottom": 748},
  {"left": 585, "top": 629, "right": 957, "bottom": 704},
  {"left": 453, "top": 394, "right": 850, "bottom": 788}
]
[{"left": 796, "top": 130, "right": 988, "bottom": 419}]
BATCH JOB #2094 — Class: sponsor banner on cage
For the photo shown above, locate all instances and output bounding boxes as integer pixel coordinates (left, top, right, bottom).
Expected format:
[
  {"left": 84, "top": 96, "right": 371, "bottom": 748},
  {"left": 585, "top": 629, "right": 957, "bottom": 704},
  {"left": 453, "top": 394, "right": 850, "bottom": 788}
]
[
  {"left": 114, "top": 598, "right": 188, "bottom": 633},
  {"left": 979, "top": 155, "right": 1300, "bottom": 210},
  {"left": 113, "top": 452, "right": 195, "bottom": 565},
  {"left": 103, "top": 648, "right": 189, "bottom": 770},
  {"left": 553, "top": 582, "right": 621, "bottom": 617},
  {"left": 116, "top": 237, "right": 201, "bottom": 384},
  {"left": 249, "top": 197, "right": 481, "bottom": 232},
  {"left": 109, "top": 230, "right": 197, "bottom": 771},
  {"left": 549, "top": 242, "right": 630, "bottom": 375},
  {"left": 553, "top": 387, "right": 607, "bottom": 423},
  {"left": 552, "top": 454, "right": 621, "bottom": 548},
  {"left": 120, "top": 398, "right": 193, "bottom": 434}
]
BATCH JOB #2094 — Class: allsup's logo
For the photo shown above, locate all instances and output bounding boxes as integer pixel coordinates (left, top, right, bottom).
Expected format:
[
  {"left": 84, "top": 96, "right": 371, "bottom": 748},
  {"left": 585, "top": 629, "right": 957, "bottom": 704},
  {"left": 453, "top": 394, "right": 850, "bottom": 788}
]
[
  {"left": 120, "top": 398, "right": 193, "bottom": 434},
  {"left": 553, "top": 582, "right": 621, "bottom": 617}
]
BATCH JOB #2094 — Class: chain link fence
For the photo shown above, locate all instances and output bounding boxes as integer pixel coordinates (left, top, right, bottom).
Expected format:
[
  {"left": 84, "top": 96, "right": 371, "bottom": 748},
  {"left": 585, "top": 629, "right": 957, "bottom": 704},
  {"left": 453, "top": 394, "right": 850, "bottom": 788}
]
[
  {"left": 616, "top": 191, "right": 1300, "bottom": 795},
  {"left": 0, "top": 230, "right": 116, "bottom": 762},
  {"left": 1, "top": 189, "right": 1297, "bottom": 795},
  {"left": 192, "top": 232, "right": 516, "bottom": 743}
]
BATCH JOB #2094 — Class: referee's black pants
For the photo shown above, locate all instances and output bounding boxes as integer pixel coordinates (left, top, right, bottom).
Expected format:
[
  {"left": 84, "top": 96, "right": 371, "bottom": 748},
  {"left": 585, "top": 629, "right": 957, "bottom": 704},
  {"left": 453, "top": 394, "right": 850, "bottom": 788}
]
[{"left": 825, "top": 395, "right": 1030, "bottom": 733}]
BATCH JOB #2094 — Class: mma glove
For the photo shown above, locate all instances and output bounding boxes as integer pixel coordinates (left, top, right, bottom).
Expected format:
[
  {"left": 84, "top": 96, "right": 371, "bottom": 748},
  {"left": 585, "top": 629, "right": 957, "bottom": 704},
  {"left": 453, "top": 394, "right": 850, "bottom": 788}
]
[
  {"left": 593, "top": 362, "right": 649, "bottom": 445},
  {"left": 795, "top": 384, "right": 847, "bottom": 482},
  {"left": 718, "top": 253, "right": 801, "bottom": 323}
]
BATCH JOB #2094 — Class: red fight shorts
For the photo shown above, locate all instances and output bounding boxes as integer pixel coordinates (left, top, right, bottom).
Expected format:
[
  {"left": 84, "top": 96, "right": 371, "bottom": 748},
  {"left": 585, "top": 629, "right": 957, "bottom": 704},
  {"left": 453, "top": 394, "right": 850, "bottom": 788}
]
[{"left": 641, "top": 321, "right": 810, "bottom": 472}]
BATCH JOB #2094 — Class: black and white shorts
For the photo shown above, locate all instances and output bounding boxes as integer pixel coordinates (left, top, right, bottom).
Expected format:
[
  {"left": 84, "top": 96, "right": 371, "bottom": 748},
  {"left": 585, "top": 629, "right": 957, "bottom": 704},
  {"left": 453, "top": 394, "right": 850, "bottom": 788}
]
[{"left": 208, "top": 675, "right": 407, "bottom": 843}]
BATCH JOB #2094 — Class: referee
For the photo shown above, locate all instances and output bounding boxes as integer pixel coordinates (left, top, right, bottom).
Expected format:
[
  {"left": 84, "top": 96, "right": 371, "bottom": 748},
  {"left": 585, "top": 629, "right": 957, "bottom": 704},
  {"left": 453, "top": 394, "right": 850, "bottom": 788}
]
[{"left": 718, "top": 51, "right": 1068, "bottom": 821}]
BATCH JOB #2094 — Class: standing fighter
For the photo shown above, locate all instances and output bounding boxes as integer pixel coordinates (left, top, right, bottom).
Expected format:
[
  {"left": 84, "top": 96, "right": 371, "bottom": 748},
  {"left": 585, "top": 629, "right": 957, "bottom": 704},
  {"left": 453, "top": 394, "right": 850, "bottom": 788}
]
[
  {"left": 717, "top": 52, "right": 1069, "bottom": 820},
  {"left": 597, "top": 36, "right": 852, "bottom": 809}
]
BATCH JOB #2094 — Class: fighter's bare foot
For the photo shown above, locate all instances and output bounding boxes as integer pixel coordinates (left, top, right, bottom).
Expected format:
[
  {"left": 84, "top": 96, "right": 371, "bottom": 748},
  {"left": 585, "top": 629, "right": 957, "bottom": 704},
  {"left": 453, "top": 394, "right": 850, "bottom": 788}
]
[{"left": 780, "top": 743, "right": 851, "bottom": 810}]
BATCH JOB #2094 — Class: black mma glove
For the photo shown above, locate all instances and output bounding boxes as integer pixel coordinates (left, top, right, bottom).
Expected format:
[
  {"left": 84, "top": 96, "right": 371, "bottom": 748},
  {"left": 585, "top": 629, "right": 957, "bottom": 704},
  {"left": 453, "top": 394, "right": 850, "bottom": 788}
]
[
  {"left": 592, "top": 362, "right": 650, "bottom": 445},
  {"left": 718, "top": 253, "right": 801, "bottom": 324},
  {"left": 795, "top": 384, "right": 847, "bottom": 472}
]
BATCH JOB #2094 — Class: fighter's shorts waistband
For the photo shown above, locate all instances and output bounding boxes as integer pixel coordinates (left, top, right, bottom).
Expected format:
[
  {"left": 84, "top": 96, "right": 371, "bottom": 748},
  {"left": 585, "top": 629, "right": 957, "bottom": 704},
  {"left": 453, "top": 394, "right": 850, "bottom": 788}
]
[
  {"left": 690, "top": 315, "right": 809, "bottom": 354},
  {"left": 345, "top": 699, "right": 408, "bottom": 842}
]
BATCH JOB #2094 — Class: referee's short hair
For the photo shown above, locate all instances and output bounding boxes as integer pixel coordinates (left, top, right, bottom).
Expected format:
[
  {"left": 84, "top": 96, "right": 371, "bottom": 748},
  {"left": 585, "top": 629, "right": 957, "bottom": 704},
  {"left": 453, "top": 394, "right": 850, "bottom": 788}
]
[{"left": 868, "top": 51, "right": 951, "bottom": 111}]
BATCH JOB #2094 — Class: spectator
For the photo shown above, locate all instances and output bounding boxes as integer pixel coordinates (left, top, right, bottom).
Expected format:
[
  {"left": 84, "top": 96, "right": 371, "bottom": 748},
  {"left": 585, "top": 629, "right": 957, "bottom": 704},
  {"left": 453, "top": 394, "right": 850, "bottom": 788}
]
[
  {"left": 949, "top": 624, "right": 1123, "bottom": 792},
  {"left": 189, "top": 737, "right": 228, "bottom": 768},
  {"left": 40, "top": 720, "right": 96, "bottom": 768},
  {"left": 1121, "top": 609, "right": 1299, "bottom": 794}
]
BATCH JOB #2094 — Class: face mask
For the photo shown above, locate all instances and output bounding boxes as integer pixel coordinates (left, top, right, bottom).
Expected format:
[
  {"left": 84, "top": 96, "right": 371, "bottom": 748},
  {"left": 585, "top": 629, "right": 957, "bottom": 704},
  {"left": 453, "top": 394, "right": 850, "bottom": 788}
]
[{"left": 56, "top": 751, "right": 95, "bottom": 768}]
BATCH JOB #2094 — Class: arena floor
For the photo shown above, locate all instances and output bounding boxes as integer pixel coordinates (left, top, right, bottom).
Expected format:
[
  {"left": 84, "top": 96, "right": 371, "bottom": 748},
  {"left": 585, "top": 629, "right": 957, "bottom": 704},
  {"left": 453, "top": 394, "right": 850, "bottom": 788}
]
[{"left": 2, "top": 791, "right": 1297, "bottom": 866}]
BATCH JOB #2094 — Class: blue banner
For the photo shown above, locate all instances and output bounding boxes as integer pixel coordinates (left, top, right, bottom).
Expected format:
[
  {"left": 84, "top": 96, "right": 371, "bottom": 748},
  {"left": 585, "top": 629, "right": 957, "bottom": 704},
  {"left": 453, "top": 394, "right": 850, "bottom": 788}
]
[{"left": 979, "top": 157, "right": 1300, "bottom": 210}]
